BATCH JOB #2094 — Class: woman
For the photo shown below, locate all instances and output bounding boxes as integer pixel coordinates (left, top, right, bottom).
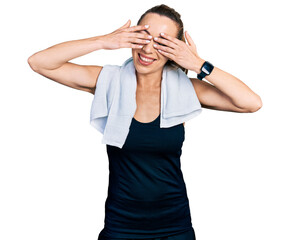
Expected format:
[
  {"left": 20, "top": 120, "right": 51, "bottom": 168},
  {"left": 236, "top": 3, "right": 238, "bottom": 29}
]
[{"left": 28, "top": 4, "right": 262, "bottom": 240}]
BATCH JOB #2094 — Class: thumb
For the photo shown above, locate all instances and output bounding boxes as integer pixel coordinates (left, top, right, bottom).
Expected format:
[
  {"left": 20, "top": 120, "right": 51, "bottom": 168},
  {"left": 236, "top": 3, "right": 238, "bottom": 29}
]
[
  {"left": 119, "top": 19, "right": 131, "bottom": 29},
  {"left": 185, "top": 31, "right": 195, "bottom": 47},
  {"left": 185, "top": 31, "right": 199, "bottom": 57}
]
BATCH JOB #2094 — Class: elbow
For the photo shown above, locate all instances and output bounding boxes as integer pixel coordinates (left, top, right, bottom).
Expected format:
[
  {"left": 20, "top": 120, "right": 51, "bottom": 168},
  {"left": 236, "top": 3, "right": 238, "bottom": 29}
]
[
  {"left": 27, "top": 55, "right": 40, "bottom": 72},
  {"left": 248, "top": 95, "right": 263, "bottom": 113}
]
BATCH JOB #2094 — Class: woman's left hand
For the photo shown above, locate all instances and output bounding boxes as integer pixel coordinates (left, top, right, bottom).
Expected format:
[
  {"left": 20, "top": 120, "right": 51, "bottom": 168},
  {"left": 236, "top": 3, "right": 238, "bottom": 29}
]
[{"left": 153, "top": 31, "right": 202, "bottom": 71}]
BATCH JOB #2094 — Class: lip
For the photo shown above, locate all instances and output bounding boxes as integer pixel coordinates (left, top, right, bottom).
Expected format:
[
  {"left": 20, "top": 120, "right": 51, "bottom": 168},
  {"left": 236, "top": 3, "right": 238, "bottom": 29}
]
[
  {"left": 138, "top": 53, "right": 156, "bottom": 66},
  {"left": 139, "top": 53, "right": 156, "bottom": 60}
]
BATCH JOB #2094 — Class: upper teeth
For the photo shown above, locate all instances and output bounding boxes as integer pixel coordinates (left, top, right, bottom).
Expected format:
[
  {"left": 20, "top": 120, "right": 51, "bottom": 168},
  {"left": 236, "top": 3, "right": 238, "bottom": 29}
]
[{"left": 140, "top": 54, "right": 155, "bottom": 62}]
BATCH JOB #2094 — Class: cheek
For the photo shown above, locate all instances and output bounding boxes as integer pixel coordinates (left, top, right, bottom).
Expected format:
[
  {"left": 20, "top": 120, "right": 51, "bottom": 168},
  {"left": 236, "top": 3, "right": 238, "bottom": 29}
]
[
  {"left": 157, "top": 51, "right": 168, "bottom": 61},
  {"left": 131, "top": 49, "right": 139, "bottom": 59}
]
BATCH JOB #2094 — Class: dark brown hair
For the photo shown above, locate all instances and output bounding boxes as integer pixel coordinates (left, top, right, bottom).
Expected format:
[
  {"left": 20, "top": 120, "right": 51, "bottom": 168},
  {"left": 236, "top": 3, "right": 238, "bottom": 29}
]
[{"left": 137, "top": 4, "right": 188, "bottom": 75}]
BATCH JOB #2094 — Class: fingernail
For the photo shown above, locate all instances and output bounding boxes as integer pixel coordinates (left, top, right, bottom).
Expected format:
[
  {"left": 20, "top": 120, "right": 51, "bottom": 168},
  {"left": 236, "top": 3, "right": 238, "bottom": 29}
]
[
  {"left": 160, "top": 32, "right": 164, "bottom": 36},
  {"left": 148, "top": 35, "right": 152, "bottom": 39},
  {"left": 154, "top": 37, "right": 158, "bottom": 41},
  {"left": 145, "top": 25, "right": 149, "bottom": 28}
]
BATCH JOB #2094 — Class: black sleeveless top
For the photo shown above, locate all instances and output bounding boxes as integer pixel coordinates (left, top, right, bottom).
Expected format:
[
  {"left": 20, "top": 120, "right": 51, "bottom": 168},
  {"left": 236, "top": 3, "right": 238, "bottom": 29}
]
[{"left": 98, "top": 113, "right": 193, "bottom": 239}]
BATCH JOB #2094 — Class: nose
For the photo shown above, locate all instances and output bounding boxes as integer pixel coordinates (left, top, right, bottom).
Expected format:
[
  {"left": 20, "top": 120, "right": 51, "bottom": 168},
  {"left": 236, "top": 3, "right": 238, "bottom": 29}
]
[{"left": 141, "top": 39, "right": 156, "bottom": 53}]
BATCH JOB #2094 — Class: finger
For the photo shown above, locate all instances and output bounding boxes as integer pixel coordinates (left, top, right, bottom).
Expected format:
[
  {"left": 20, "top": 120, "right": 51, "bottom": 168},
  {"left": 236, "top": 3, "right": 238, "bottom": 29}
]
[
  {"left": 157, "top": 49, "right": 174, "bottom": 59},
  {"left": 128, "top": 36, "right": 151, "bottom": 45},
  {"left": 125, "top": 32, "right": 152, "bottom": 45},
  {"left": 158, "top": 32, "right": 179, "bottom": 45},
  {"left": 129, "top": 32, "right": 152, "bottom": 40},
  {"left": 153, "top": 43, "right": 175, "bottom": 55},
  {"left": 126, "top": 24, "right": 149, "bottom": 32},
  {"left": 121, "top": 41, "right": 144, "bottom": 49},
  {"left": 130, "top": 43, "right": 144, "bottom": 49},
  {"left": 154, "top": 36, "right": 176, "bottom": 49}
]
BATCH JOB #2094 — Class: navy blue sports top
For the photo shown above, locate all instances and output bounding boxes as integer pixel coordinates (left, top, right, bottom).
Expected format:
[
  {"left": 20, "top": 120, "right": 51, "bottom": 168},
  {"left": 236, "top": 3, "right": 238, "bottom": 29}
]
[{"left": 98, "top": 113, "right": 193, "bottom": 239}]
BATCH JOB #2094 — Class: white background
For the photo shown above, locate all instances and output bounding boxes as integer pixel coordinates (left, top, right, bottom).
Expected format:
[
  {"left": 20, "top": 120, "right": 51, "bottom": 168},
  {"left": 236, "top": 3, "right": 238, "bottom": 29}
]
[{"left": 1, "top": 0, "right": 289, "bottom": 240}]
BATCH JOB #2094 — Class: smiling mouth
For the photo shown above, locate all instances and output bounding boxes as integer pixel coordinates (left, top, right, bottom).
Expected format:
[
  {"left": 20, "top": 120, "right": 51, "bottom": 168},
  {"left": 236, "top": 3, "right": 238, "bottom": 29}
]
[{"left": 138, "top": 53, "right": 156, "bottom": 62}]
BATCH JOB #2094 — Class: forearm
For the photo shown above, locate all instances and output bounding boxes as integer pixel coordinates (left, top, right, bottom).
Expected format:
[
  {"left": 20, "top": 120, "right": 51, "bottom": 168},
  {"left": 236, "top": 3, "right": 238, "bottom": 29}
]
[
  {"left": 28, "top": 35, "right": 106, "bottom": 70},
  {"left": 191, "top": 57, "right": 263, "bottom": 110}
]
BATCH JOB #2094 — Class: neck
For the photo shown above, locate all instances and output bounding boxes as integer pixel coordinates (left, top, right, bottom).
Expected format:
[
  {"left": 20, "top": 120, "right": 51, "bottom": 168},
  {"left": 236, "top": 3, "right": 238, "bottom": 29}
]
[{"left": 135, "top": 69, "right": 162, "bottom": 90}]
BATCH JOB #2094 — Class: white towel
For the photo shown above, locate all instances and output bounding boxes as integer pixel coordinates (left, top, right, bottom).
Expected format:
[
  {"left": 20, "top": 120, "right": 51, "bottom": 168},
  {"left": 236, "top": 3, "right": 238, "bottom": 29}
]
[{"left": 90, "top": 57, "right": 202, "bottom": 149}]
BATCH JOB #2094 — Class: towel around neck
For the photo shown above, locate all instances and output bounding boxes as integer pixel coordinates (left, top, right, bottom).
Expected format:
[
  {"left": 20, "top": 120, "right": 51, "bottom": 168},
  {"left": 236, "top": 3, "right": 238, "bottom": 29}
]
[{"left": 90, "top": 57, "right": 202, "bottom": 149}]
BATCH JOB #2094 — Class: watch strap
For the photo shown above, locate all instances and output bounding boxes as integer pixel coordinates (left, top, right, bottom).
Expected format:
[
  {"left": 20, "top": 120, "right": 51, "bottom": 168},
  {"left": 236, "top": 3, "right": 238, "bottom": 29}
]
[{"left": 197, "top": 70, "right": 207, "bottom": 80}]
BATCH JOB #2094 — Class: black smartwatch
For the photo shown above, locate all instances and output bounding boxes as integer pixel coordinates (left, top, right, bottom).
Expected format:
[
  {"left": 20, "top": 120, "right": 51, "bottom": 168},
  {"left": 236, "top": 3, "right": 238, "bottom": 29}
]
[{"left": 197, "top": 61, "right": 214, "bottom": 80}]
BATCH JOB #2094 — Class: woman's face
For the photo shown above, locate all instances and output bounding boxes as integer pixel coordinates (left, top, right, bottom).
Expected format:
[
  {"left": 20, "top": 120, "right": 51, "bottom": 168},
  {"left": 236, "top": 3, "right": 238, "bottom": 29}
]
[{"left": 132, "top": 13, "right": 178, "bottom": 74}]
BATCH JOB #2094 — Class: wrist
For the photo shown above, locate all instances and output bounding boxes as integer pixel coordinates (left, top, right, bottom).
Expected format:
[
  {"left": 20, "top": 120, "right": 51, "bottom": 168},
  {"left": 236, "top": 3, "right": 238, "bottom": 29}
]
[
  {"left": 191, "top": 57, "right": 205, "bottom": 74},
  {"left": 88, "top": 35, "right": 106, "bottom": 51}
]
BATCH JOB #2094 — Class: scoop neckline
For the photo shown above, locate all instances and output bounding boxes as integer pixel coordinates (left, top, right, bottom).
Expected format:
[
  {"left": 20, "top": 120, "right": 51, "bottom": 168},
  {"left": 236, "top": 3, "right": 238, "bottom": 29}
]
[{"left": 133, "top": 113, "right": 160, "bottom": 124}]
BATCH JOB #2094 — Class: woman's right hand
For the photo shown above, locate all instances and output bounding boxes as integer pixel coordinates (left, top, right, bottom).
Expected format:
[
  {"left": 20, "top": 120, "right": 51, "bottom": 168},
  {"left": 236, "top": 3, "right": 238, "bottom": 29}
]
[{"left": 99, "top": 20, "right": 153, "bottom": 50}]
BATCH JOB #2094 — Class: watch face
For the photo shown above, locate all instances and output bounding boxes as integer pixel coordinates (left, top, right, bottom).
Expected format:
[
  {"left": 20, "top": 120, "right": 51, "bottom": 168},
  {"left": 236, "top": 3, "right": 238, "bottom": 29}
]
[{"left": 202, "top": 66, "right": 210, "bottom": 74}]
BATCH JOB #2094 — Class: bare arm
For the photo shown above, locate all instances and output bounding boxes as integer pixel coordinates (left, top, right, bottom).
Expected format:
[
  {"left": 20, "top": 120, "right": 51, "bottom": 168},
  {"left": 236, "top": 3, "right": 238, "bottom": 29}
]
[
  {"left": 27, "top": 36, "right": 106, "bottom": 94},
  {"left": 27, "top": 21, "right": 153, "bottom": 95},
  {"left": 190, "top": 58, "right": 263, "bottom": 113}
]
